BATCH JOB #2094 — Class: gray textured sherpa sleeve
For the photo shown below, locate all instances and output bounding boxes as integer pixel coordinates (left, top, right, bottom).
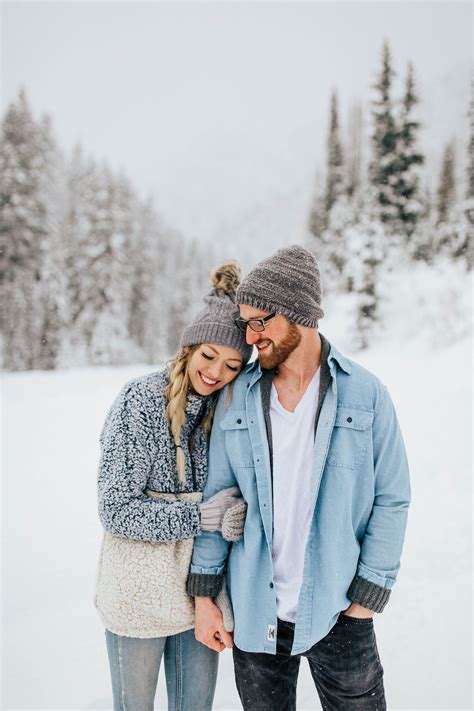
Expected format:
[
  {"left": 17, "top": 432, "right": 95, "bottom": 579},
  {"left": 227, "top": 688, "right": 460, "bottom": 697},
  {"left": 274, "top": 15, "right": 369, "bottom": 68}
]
[{"left": 97, "top": 380, "right": 201, "bottom": 543}]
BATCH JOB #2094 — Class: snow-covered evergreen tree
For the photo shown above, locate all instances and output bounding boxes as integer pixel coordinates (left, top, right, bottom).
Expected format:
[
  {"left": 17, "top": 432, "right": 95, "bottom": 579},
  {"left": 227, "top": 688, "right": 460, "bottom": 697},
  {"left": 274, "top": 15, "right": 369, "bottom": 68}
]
[
  {"left": 88, "top": 168, "right": 142, "bottom": 364},
  {"left": 467, "top": 78, "right": 474, "bottom": 199},
  {"left": 58, "top": 150, "right": 105, "bottom": 364},
  {"left": 165, "top": 237, "right": 209, "bottom": 355},
  {"left": 0, "top": 90, "right": 62, "bottom": 370},
  {"left": 344, "top": 209, "right": 385, "bottom": 349},
  {"left": 436, "top": 141, "right": 456, "bottom": 224},
  {"left": 58, "top": 155, "right": 141, "bottom": 365},
  {"left": 127, "top": 197, "right": 159, "bottom": 361},
  {"left": 308, "top": 187, "right": 325, "bottom": 243},
  {"left": 346, "top": 101, "right": 364, "bottom": 200},
  {"left": 308, "top": 93, "right": 350, "bottom": 293},
  {"left": 433, "top": 202, "right": 472, "bottom": 269},
  {"left": 324, "top": 91, "right": 344, "bottom": 218},
  {"left": 370, "top": 41, "right": 399, "bottom": 227},
  {"left": 394, "top": 62, "right": 424, "bottom": 238}
]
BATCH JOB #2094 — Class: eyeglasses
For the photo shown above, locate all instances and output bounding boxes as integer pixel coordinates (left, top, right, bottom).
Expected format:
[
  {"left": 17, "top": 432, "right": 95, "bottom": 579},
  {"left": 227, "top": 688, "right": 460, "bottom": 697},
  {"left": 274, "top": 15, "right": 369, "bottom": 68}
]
[{"left": 235, "top": 312, "right": 277, "bottom": 333}]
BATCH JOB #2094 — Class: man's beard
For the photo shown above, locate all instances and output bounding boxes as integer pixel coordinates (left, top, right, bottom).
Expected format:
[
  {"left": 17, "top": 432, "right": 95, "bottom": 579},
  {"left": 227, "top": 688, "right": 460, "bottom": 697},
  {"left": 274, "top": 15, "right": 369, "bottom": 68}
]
[{"left": 257, "top": 322, "right": 302, "bottom": 369}]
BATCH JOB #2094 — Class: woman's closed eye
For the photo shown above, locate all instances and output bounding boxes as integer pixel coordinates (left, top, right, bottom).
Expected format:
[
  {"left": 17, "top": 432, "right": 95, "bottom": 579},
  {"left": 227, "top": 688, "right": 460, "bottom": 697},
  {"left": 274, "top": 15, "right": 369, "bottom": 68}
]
[
  {"left": 201, "top": 352, "right": 240, "bottom": 372},
  {"left": 226, "top": 364, "right": 240, "bottom": 372}
]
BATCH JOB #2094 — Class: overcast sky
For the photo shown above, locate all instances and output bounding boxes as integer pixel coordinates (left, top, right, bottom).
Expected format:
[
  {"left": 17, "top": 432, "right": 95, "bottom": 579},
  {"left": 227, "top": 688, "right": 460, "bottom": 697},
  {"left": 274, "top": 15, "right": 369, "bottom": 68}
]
[{"left": 2, "top": 1, "right": 472, "bottom": 239}]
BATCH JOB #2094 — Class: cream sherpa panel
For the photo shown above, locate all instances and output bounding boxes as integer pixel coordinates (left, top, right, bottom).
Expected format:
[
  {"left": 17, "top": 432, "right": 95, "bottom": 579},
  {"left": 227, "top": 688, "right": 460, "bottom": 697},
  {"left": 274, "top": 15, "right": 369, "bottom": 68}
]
[{"left": 95, "top": 491, "right": 203, "bottom": 638}]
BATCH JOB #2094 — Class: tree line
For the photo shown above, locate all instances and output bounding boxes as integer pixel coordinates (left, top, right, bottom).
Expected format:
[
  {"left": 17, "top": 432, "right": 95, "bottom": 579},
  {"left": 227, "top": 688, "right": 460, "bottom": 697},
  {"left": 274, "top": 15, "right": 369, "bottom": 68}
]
[
  {"left": 0, "top": 90, "right": 216, "bottom": 370},
  {"left": 307, "top": 41, "right": 473, "bottom": 347},
  {"left": 1, "top": 42, "right": 472, "bottom": 369}
]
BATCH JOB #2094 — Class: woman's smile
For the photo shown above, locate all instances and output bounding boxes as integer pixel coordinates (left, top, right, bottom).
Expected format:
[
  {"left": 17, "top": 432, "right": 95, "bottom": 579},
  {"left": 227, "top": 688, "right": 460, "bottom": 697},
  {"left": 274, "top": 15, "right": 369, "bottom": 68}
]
[{"left": 198, "top": 371, "right": 219, "bottom": 387}]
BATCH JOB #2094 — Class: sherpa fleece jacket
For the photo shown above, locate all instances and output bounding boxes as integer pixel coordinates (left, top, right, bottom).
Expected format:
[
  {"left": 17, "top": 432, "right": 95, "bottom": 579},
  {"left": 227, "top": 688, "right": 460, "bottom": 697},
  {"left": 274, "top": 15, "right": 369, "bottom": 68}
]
[
  {"left": 97, "top": 370, "right": 211, "bottom": 542},
  {"left": 95, "top": 370, "right": 212, "bottom": 638}
]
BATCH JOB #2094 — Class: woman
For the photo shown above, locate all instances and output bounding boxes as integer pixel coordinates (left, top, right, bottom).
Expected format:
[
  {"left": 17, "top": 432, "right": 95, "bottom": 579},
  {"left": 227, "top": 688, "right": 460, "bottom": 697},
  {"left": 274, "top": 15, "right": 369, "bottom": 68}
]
[{"left": 94, "top": 261, "right": 252, "bottom": 711}]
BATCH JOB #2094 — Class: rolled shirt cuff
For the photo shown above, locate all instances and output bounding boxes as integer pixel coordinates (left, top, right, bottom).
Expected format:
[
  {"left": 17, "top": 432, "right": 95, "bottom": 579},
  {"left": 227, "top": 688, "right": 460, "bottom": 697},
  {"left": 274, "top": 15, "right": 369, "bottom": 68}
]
[
  {"left": 187, "top": 572, "right": 224, "bottom": 597},
  {"left": 347, "top": 575, "right": 391, "bottom": 613}
]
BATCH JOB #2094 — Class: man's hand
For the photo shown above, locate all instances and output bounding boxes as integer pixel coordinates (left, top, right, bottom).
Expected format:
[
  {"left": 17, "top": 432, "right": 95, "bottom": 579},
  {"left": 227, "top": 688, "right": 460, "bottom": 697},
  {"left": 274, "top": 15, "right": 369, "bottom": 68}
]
[
  {"left": 342, "top": 602, "right": 375, "bottom": 619},
  {"left": 194, "top": 596, "right": 234, "bottom": 652}
]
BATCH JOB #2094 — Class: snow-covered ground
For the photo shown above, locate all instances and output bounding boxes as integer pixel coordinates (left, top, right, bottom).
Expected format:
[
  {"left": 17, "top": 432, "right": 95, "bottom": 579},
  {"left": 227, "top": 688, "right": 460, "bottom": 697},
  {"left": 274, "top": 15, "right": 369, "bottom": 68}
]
[{"left": 2, "top": 333, "right": 472, "bottom": 710}]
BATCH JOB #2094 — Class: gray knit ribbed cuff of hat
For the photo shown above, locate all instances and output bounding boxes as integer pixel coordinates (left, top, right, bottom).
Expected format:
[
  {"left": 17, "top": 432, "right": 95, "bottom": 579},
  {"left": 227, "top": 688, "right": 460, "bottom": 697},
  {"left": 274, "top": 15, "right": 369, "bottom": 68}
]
[
  {"left": 236, "top": 292, "right": 321, "bottom": 328},
  {"left": 180, "top": 323, "right": 253, "bottom": 363}
]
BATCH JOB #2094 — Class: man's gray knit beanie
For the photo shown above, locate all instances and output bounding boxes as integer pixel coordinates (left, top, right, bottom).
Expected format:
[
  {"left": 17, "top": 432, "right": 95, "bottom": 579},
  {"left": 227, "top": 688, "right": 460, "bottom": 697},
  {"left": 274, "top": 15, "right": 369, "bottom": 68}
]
[
  {"left": 180, "top": 261, "right": 253, "bottom": 363},
  {"left": 236, "top": 245, "right": 324, "bottom": 327}
]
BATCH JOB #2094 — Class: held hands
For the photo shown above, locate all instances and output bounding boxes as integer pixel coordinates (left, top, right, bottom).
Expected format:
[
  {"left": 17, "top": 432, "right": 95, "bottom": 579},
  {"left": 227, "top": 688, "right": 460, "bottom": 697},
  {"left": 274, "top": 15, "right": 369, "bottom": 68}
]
[
  {"left": 200, "top": 486, "right": 247, "bottom": 541},
  {"left": 194, "top": 596, "right": 234, "bottom": 652},
  {"left": 342, "top": 602, "right": 375, "bottom": 619}
]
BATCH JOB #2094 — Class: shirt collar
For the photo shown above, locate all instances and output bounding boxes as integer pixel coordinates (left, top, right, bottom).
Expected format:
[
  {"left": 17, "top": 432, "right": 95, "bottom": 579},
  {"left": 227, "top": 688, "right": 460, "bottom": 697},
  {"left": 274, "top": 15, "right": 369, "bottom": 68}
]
[{"left": 326, "top": 340, "right": 352, "bottom": 375}]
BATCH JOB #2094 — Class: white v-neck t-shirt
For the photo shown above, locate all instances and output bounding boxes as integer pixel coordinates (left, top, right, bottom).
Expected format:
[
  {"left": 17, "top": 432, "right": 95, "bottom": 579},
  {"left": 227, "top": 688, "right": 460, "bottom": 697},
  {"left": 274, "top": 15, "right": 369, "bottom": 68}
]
[{"left": 270, "top": 368, "right": 320, "bottom": 623}]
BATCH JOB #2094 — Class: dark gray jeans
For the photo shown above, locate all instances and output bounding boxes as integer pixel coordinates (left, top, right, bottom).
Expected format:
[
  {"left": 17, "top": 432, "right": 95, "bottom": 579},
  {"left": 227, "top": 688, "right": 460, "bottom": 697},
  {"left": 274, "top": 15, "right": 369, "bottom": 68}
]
[{"left": 233, "top": 615, "right": 386, "bottom": 710}]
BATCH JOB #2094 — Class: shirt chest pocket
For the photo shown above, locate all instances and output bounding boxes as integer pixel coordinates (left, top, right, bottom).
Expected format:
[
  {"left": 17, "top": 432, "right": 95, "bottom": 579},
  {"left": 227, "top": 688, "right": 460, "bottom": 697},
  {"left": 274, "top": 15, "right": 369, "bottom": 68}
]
[
  {"left": 220, "top": 410, "right": 255, "bottom": 469},
  {"left": 326, "top": 405, "right": 374, "bottom": 470}
]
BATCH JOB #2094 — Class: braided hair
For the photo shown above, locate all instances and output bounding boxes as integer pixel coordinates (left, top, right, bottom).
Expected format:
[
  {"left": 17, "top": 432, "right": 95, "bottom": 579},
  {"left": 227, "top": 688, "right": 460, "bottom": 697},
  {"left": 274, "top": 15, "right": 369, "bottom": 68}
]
[{"left": 166, "top": 346, "right": 215, "bottom": 483}]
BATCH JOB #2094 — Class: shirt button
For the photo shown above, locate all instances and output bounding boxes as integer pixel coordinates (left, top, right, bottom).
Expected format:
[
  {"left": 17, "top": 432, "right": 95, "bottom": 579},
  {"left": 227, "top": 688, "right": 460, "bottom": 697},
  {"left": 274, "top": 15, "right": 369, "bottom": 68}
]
[
  {"left": 269, "top": 582, "right": 274, "bottom": 589},
  {"left": 347, "top": 417, "right": 353, "bottom": 423},
  {"left": 236, "top": 418, "right": 242, "bottom": 424}
]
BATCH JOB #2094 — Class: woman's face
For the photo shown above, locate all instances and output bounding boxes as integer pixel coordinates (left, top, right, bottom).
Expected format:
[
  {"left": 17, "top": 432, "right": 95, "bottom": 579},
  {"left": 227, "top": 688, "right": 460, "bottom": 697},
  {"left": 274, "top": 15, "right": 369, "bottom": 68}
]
[{"left": 188, "top": 343, "right": 243, "bottom": 396}]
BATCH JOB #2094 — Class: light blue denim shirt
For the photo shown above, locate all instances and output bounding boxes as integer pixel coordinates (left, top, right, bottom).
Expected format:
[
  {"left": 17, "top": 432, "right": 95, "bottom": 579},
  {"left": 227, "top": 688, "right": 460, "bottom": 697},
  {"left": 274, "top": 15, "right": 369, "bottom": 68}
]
[{"left": 189, "top": 339, "right": 410, "bottom": 654}]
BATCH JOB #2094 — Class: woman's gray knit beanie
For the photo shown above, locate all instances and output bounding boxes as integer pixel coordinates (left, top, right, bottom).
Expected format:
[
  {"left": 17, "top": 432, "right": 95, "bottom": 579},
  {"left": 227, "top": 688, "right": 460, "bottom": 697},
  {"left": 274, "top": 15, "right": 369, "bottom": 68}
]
[
  {"left": 236, "top": 245, "right": 324, "bottom": 327},
  {"left": 180, "top": 261, "right": 253, "bottom": 363}
]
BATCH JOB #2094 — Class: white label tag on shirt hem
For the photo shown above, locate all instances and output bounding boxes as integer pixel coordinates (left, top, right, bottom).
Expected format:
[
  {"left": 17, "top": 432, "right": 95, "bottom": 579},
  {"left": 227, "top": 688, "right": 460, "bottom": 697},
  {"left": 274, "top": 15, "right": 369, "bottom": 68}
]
[{"left": 267, "top": 624, "right": 276, "bottom": 641}]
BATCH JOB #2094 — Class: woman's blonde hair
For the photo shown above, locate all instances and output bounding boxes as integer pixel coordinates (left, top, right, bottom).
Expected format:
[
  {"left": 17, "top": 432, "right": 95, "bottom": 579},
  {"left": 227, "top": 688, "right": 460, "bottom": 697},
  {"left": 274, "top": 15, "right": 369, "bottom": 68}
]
[{"left": 166, "top": 346, "right": 216, "bottom": 483}]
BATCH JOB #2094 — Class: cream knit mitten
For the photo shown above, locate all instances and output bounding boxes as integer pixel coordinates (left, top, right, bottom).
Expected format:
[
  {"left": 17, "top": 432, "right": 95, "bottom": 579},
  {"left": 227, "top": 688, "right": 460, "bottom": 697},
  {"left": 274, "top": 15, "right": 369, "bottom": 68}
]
[
  {"left": 200, "top": 487, "right": 244, "bottom": 534},
  {"left": 221, "top": 500, "right": 247, "bottom": 541}
]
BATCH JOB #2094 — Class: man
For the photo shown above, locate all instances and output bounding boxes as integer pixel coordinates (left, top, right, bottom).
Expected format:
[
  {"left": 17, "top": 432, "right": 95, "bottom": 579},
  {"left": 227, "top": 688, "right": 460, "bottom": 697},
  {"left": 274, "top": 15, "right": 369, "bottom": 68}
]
[{"left": 187, "top": 245, "right": 410, "bottom": 710}]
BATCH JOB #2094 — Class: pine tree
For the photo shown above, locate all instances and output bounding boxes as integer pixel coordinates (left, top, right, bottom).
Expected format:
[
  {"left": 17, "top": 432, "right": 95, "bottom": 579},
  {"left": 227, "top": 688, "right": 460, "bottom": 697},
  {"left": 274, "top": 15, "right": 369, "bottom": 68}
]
[
  {"left": 437, "top": 141, "right": 456, "bottom": 224},
  {"left": 127, "top": 196, "right": 158, "bottom": 360},
  {"left": 324, "top": 91, "right": 344, "bottom": 218},
  {"left": 394, "top": 62, "right": 424, "bottom": 236},
  {"left": 307, "top": 91, "right": 347, "bottom": 294},
  {"left": 58, "top": 155, "right": 139, "bottom": 365},
  {"left": 467, "top": 78, "right": 474, "bottom": 199},
  {"left": 370, "top": 41, "right": 399, "bottom": 226},
  {"left": 344, "top": 210, "right": 385, "bottom": 349},
  {"left": 346, "top": 101, "right": 363, "bottom": 199},
  {"left": 59, "top": 150, "right": 104, "bottom": 363},
  {"left": 0, "top": 89, "right": 62, "bottom": 370},
  {"left": 308, "top": 190, "right": 325, "bottom": 243}
]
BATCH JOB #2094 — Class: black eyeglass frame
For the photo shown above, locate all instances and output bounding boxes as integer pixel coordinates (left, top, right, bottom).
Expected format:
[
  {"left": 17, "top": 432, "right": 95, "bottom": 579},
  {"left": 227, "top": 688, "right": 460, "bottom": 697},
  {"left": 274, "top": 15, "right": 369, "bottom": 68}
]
[{"left": 234, "top": 312, "right": 277, "bottom": 333}]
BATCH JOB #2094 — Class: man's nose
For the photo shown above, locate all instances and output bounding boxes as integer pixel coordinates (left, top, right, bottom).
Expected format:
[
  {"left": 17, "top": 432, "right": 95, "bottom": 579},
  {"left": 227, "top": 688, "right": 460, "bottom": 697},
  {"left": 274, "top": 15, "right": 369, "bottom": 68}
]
[{"left": 246, "top": 328, "right": 262, "bottom": 346}]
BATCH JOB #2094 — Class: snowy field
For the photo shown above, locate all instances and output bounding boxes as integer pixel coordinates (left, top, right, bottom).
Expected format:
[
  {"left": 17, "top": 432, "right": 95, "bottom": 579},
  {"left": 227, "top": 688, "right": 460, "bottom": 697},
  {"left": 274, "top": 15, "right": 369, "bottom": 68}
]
[{"left": 2, "top": 335, "right": 472, "bottom": 710}]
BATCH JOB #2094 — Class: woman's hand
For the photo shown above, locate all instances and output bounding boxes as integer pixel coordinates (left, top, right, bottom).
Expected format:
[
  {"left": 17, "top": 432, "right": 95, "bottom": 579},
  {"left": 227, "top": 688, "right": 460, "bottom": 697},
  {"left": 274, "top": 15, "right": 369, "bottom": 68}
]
[
  {"left": 199, "top": 486, "right": 246, "bottom": 535},
  {"left": 221, "top": 500, "right": 247, "bottom": 541}
]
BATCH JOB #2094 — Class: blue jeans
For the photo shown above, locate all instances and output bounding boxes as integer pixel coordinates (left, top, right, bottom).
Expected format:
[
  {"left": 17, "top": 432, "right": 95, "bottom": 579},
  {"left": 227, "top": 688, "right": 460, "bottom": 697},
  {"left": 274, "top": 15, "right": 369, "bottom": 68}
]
[{"left": 105, "top": 628, "right": 218, "bottom": 711}]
